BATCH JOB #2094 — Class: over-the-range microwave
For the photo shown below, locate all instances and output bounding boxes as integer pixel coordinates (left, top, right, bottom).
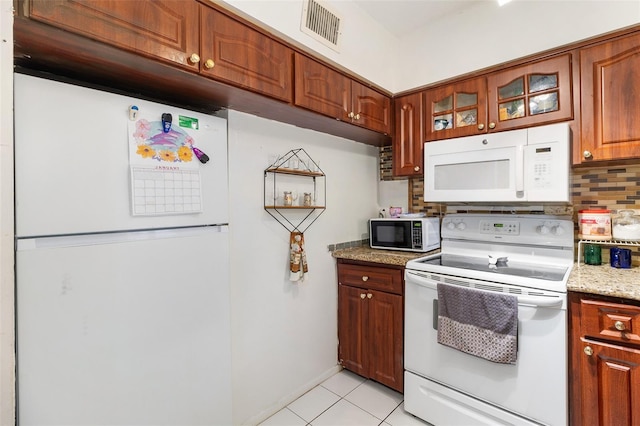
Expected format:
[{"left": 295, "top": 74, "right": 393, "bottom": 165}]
[
  {"left": 369, "top": 217, "right": 440, "bottom": 252},
  {"left": 423, "top": 122, "right": 570, "bottom": 203}
]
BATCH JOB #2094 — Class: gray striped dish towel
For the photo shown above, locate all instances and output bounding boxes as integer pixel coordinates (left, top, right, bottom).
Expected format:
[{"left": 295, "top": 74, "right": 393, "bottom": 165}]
[{"left": 437, "top": 283, "right": 518, "bottom": 365}]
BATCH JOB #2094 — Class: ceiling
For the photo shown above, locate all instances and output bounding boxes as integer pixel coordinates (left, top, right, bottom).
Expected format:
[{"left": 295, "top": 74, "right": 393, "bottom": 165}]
[{"left": 351, "top": 0, "right": 491, "bottom": 37}]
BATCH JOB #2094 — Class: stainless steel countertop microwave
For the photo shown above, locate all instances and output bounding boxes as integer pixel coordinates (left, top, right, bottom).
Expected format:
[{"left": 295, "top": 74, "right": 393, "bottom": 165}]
[{"left": 369, "top": 217, "right": 440, "bottom": 252}]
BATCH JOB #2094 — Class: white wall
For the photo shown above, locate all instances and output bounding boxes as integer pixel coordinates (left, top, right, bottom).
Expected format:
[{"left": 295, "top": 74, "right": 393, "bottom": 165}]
[
  {"left": 222, "top": 0, "right": 640, "bottom": 93},
  {"left": 226, "top": 110, "right": 379, "bottom": 425},
  {"left": 218, "top": 0, "right": 400, "bottom": 89},
  {"left": 0, "top": 2, "right": 15, "bottom": 425},
  {"left": 394, "top": 0, "right": 640, "bottom": 91}
]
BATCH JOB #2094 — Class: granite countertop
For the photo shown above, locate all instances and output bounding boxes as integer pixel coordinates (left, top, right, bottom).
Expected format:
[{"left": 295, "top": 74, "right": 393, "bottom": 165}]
[
  {"left": 331, "top": 246, "right": 436, "bottom": 266},
  {"left": 567, "top": 263, "right": 640, "bottom": 302},
  {"left": 333, "top": 247, "right": 640, "bottom": 302}
]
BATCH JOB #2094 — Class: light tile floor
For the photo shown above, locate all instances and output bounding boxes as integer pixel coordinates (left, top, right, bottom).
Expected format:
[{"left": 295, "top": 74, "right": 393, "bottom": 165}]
[{"left": 258, "top": 370, "right": 431, "bottom": 426}]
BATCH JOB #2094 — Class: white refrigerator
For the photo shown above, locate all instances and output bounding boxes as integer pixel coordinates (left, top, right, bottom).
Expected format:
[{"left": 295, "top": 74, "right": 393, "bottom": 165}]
[{"left": 14, "top": 74, "right": 232, "bottom": 425}]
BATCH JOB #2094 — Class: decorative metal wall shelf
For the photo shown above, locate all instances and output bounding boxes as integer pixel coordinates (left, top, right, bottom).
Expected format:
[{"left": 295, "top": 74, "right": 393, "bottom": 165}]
[{"left": 264, "top": 148, "right": 326, "bottom": 233}]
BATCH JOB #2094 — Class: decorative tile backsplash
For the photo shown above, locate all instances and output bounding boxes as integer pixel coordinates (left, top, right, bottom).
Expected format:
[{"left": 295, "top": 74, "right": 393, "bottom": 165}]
[
  {"left": 571, "top": 165, "right": 640, "bottom": 211},
  {"left": 379, "top": 147, "right": 640, "bottom": 262},
  {"left": 380, "top": 147, "right": 640, "bottom": 216}
]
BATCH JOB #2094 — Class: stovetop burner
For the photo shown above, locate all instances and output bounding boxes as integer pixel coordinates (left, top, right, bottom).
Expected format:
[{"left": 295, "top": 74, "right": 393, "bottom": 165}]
[
  {"left": 405, "top": 214, "right": 575, "bottom": 292},
  {"left": 416, "top": 253, "right": 568, "bottom": 282}
]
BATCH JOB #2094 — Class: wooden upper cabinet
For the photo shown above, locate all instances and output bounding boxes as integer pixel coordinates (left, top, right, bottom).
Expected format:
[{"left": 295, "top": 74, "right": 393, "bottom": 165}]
[
  {"left": 393, "top": 92, "right": 424, "bottom": 176},
  {"left": 425, "top": 55, "right": 572, "bottom": 142},
  {"left": 351, "top": 81, "right": 391, "bottom": 134},
  {"left": 579, "top": 32, "right": 640, "bottom": 164},
  {"left": 425, "top": 77, "right": 487, "bottom": 141},
  {"left": 487, "top": 54, "right": 572, "bottom": 132},
  {"left": 295, "top": 53, "right": 391, "bottom": 134},
  {"left": 200, "top": 7, "right": 293, "bottom": 103},
  {"left": 294, "top": 53, "right": 350, "bottom": 121},
  {"left": 29, "top": 0, "right": 200, "bottom": 69}
]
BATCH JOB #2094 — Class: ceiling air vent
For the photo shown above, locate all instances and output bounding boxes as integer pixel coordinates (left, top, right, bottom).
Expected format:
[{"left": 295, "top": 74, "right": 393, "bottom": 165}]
[{"left": 301, "top": 0, "right": 342, "bottom": 52}]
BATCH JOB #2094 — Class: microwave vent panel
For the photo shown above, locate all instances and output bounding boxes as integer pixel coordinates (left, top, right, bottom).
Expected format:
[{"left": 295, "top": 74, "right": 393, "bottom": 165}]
[{"left": 301, "top": 0, "right": 342, "bottom": 52}]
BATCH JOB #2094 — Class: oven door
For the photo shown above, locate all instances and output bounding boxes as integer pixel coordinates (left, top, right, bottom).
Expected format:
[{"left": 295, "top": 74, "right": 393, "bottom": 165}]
[{"left": 404, "top": 270, "right": 567, "bottom": 426}]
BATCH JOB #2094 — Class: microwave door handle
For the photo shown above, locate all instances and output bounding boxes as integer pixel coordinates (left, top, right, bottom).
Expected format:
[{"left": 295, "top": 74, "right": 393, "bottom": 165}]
[{"left": 515, "top": 144, "right": 525, "bottom": 195}]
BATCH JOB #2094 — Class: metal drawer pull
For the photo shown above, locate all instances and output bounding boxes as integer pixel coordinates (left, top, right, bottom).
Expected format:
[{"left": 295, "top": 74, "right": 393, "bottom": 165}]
[
  {"left": 367, "top": 293, "right": 372, "bottom": 299},
  {"left": 360, "top": 293, "right": 366, "bottom": 299},
  {"left": 584, "top": 346, "right": 593, "bottom": 356},
  {"left": 615, "top": 321, "right": 625, "bottom": 331},
  {"left": 361, "top": 276, "right": 369, "bottom": 282}
]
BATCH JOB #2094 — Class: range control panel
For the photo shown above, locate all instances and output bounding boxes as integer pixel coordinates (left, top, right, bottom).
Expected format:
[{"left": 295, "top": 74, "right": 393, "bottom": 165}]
[
  {"left": 479, "top": 220, "right": 520, "bottom": 235},
  {"left": 441, "top": 214, "right": 574, "bottom": 248}
]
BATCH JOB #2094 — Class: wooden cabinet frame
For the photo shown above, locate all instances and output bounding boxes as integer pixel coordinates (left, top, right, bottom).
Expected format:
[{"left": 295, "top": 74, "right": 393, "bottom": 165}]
[
  {"left": 337, "top": 260, "right": 404, "bottom": 392},
  {"left": 294, "top": 53, "right": 391, "bottom": 134},
  {"left": 569, "top": 292, "right": 640, "bottom": 426}
]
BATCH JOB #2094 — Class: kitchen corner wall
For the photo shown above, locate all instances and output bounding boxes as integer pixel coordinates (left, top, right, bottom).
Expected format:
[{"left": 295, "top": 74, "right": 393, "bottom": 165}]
[{"left": 226, "top": 111, "right": 380, "bottom": 425}]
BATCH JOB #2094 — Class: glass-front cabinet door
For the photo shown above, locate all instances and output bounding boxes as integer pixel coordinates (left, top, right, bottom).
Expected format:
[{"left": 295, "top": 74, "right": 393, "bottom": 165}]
[
  {"left": 487, "top": 54, "right": 572, "bottom": 131},
  {"left": 425, "top": 77, "right": 487, "bottom": 141}
]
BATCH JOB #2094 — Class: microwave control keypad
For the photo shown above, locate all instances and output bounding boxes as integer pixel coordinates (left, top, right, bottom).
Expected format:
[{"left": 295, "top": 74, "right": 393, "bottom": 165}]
[{"left": 412, "top": 226, "right": 423, "bottom": 249}]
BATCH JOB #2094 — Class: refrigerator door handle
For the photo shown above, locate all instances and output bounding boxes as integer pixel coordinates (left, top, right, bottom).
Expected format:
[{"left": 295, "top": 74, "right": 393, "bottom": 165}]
[{"left": 16, "top": 226, "right": 228, "bottom": 251}]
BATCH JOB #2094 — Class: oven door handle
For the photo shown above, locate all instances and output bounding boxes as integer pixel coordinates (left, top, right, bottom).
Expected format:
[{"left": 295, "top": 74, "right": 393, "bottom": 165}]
[{"left": 406, "top": 270, "right": 564, "bottom": 308}]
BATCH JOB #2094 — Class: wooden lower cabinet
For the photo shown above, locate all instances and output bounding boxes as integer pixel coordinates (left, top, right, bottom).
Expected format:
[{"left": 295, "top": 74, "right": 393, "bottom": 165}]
[
  {"left": 337, "top": 261, "right": 403, "bottom": 392},
  {"left": 27, "top": 0, "right": 293, "bottom": 102},
  {"left": 569, "top": 292, "right": 640, "bottom": 426}
]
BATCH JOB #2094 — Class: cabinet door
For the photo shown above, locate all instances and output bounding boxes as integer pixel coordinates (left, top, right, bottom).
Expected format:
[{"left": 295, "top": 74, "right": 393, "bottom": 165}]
[
  {"left": 579, "top": 32, "right": 640, "bottom": 163},
  {"left": 368, "top": 290, "right": 403, "bottom": 392},
  {"left": 200, "top": 8, "right": 293, "bottom": 102},
  {"left": 487, "top": 54, "right": 572, "bottom": 131},
  {"left": 425, "top": 77, "right": 487, "bottom": 141},
  {"left": 338, "top": 285, "right": 368, "bottom": 378},
  {"left": 294, "top": 53, "right": 350, "bottom": 121},
  {"left": 351, "top": 82, "right": 391, "bottom": 134},
  {"left": 580, "top": 339, "right": 640, "bottom": 426},
  {"left": 29, "top": 0, "right": 199, "bottom": 69},
  {"left": 393, "top": 92, "right": 424, "bottom": 176}
]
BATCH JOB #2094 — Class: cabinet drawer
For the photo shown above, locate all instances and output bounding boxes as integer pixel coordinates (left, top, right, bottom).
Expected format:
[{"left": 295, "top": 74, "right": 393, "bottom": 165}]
[
  {"left": 581, "top": 299, "right": 640, "bottom": 346},
  {"left": 338, "top": 263, "right": 403, "bottom": 295}
]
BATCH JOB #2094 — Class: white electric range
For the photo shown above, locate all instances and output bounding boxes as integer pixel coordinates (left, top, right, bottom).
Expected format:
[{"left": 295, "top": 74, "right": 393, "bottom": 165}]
[{"left": 404, "top": 214, "right": 574, "bottom": 426}]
